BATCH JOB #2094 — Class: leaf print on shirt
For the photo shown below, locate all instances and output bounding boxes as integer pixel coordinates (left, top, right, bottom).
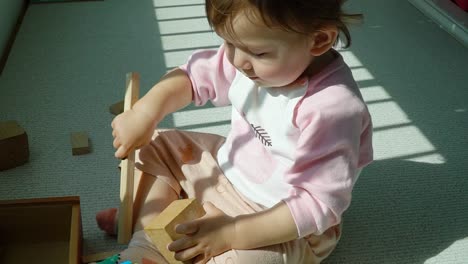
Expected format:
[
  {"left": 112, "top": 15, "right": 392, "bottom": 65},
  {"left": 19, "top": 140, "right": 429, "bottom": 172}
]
[
  {"left": 250, "top": 124, "right": 272, "bottom": 147},
  {"left": 228, "top": 117, "right": 277, "bottom": 184}
]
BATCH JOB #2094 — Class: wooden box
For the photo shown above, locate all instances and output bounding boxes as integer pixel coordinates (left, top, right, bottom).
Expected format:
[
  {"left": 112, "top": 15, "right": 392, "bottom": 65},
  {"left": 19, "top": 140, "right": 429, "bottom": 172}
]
[{"left": 0, "top": 196, "right": 82, "bottom": 264}]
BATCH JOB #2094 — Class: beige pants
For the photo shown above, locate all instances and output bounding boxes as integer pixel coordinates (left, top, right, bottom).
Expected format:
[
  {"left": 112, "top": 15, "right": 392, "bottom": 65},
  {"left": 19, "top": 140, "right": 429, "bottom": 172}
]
[{"left": 132, "top": 130, "right": 341, "bottom": 264}]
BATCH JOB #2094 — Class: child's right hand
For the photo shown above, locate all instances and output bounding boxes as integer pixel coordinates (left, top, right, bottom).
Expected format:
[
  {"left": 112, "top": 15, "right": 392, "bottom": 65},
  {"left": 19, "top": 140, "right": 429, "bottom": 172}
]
[{"left": 111, "top": 109, "right": 156, "bottom": 159}]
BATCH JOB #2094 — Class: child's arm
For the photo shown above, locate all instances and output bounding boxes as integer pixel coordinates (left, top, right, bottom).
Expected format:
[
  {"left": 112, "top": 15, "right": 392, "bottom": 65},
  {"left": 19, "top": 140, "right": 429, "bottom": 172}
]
[
  {"left": 233, "top": 201, "right": 298, "bottom": 248},
  {"left": 113, "top": 69, "right": 193, "bottom": 159},
  {"left": 133, "top": 69, "right": 193, "bottom": 126}
]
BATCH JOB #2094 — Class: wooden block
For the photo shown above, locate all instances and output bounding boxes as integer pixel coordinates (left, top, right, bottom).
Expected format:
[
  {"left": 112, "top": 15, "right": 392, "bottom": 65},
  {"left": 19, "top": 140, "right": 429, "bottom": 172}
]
[
  {"left": 70, "top": 132, "right": 90, "bottom": 155},
  {"left": 118, "top": 72, "right": 140, "bottom": 244},
  {"left": 0, "top": 120, "right": 29, "bottom": 171},
  {"left": 109, "top": 100, "right": 124, "bottom": 115},
  {"left": 0, "top": 196, "right": 82, "bottom": 264},
  {"left": 144, "top": 199, "right": 205, "bottom": 264}
]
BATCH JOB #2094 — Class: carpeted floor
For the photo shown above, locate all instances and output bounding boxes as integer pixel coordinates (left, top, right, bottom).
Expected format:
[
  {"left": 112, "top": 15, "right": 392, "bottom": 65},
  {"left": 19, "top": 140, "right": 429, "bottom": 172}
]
[{"left": 1, "top": 0, "right": 467, "bottom": 263}]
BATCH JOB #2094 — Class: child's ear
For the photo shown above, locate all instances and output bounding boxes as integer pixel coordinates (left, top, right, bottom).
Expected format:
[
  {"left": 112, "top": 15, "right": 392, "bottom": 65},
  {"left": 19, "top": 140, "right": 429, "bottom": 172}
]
[{"left": 310, "top": 27, "right": 338, "bottom": 56}]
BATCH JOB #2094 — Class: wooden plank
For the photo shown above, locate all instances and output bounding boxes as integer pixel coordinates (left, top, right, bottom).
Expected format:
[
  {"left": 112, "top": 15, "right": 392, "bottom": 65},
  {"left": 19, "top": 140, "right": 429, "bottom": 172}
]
[
  {"left": 117, "top": 72, "right": 140, "bottom": 244},
  {"left": 144, "top": 199, "right": 205, "bottom": 264},
  {"left": 0, "top": 196, "right": 80, "bottom": 206},
  {"left": 69, "top": 204, "right": 81, "bottom": 264}
]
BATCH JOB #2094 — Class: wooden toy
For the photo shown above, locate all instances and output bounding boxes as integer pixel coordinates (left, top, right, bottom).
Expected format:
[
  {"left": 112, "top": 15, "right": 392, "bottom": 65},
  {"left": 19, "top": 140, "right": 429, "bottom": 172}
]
[
  {"left": 70, "top": 131, "right": 90, "bottom": 155},
  {"left": 0, "top": 196, "right": 82, "bottom": 264},
  {"left": 109, "top": 100, "right": 124, "bottom": 115},
  {"left": 144, "top": 199, "right": 205, "bottom": 264},
  {"left": 0, "top": 120, "right": 29, "bottom": 171},
  {"left": 118, "top": 72, "right": 140, "bottom": 244}
]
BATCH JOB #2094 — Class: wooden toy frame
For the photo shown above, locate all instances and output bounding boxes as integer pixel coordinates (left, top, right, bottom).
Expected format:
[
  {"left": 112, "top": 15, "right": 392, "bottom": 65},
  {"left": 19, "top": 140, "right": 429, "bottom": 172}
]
[{"left": 118, "top": 72, "right": 140, "bottom": 244}]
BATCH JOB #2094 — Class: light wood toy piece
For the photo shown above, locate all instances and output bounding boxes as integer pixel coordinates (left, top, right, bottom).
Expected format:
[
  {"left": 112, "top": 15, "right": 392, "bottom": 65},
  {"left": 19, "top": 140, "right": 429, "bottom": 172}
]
[
  {"left": 0, "top": 120, "right": 29, "bottom": 171},
  {"left": 70, "top": 131, "right": 90, "bottom": 155},
  {"left": 109, "top": 100, "right": 124, "bottom": 115},
  {"left": 118, "top": 72, "right": 140, "bottom": 244},
  {"left": 144, "top": 199, "right": 205, "bottom": 264}
]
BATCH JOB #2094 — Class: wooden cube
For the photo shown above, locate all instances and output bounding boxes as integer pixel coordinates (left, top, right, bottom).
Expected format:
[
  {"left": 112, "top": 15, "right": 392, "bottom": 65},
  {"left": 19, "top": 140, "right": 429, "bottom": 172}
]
[
  {"left": 0, "top": 196, "right": 82, "bottom": 264},
  {"left": 109, "top": 100, "right": 124, "bottom": 115},
  {"left": 0, "top": 120, "right": 29, "bottom": 171},
  {"left": 144, "top": 199, "right": 205, "bottom": 264},
  {"left": 70, "top": 132, "right": 90, "bottom": 155}
]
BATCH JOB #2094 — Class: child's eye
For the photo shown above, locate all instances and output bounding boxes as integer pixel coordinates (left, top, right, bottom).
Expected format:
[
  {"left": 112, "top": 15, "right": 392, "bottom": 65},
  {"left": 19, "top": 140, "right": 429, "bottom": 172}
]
[{"left": 254, "top": 52, "right": 267, "bottom": 57}]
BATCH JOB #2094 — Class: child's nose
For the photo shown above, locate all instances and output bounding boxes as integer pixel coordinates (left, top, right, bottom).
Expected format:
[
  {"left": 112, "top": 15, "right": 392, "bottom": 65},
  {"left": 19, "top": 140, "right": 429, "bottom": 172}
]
[{"left": 233, "top": 50, "right": 252, "bottom": 71}]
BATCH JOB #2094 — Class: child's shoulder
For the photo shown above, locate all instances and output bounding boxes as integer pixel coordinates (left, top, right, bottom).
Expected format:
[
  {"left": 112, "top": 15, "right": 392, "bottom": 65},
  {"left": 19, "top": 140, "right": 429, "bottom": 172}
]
[
  {"left": 295, "top": 56, "right": 368, "bottom": 126},
  {"left": 305, "top": 50, "right": 363, "bottom": 103}
]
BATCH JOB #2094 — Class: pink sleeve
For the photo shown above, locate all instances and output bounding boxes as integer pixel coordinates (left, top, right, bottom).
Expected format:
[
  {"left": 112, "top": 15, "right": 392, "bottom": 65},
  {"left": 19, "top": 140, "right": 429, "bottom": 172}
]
[
  {"left": 179, "top": 44, "right": 236, "bottom": 107},
  {"left": 283, "top": 85, "right": 373, "bottom": 237}
]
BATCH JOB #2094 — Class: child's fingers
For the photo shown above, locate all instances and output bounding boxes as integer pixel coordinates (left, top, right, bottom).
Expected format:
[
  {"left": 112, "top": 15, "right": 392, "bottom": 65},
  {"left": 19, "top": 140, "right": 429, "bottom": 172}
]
[
  {"left": 173, "top": 244, "right": 200, "bottom": 262},
  {"left": 193, "top": 254, "right": 208, "bottom": 264},
  {"left": 168, "top": 236, "right": 197, "bottom": 252},
  {"left": 175, "top": 221, "right": 199, "bottom": 235},
  {"left": 115, "top": 145, "right": 128, "bottom": 159},
  {"left": 113, "top": 137, "right": 120, "bottom": 149}
]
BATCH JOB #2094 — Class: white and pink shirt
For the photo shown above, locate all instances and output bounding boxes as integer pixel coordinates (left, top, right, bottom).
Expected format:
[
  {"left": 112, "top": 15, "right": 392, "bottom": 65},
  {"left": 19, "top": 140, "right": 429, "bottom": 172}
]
[{"left": 180, "top": 45, "right": 373, "bottom": 237}]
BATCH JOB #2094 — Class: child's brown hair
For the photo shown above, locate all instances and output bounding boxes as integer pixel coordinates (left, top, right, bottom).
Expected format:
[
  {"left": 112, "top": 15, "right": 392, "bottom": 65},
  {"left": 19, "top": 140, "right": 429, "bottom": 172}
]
[{"left": 206, "top": 0, "right": 362, "bottom": 48}]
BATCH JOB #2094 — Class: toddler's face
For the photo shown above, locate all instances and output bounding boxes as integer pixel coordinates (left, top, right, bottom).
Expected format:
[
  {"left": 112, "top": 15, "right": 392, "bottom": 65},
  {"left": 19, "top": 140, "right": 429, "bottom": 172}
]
[{"left": 219, "top": 13, "right": 315, "bottom": 87}]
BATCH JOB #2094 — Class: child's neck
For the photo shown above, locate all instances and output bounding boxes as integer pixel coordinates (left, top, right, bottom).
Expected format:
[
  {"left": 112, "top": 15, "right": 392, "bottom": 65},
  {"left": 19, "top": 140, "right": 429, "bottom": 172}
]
[{"left": 303, "top": 50, "right": 336, "bottom": 78}]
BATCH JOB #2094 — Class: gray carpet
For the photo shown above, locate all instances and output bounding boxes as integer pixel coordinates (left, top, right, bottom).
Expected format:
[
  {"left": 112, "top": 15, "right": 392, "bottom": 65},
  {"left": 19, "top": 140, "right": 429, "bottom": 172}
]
[{"left": 0, "top": 0, "right": 467, "bottom": 263}]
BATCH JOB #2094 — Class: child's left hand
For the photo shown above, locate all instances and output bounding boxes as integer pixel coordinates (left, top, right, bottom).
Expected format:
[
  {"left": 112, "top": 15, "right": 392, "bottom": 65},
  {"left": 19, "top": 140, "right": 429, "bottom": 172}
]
[{"left": 168, "top": 202, "right": 236, "bottom": 264}]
